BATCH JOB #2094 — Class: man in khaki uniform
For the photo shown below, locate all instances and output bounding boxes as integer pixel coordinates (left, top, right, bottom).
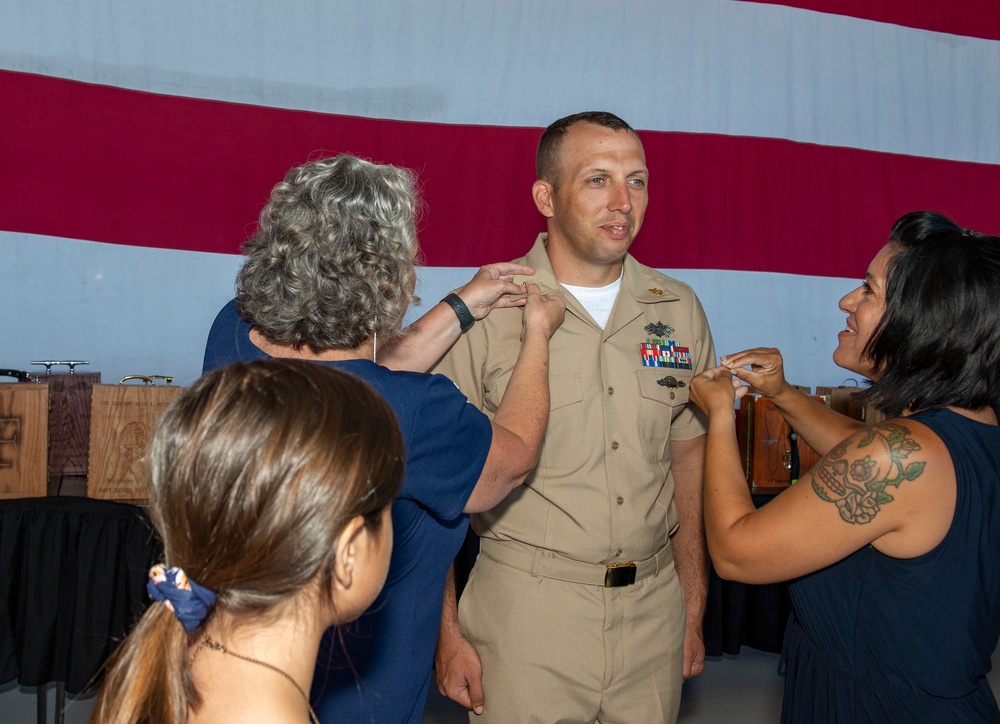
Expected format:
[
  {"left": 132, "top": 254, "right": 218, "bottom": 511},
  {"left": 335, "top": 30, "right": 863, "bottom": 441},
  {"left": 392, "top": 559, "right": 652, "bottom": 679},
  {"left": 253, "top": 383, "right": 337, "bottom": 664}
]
[{"left": 434, "top": 111, "right": 714, "bottom": 723}]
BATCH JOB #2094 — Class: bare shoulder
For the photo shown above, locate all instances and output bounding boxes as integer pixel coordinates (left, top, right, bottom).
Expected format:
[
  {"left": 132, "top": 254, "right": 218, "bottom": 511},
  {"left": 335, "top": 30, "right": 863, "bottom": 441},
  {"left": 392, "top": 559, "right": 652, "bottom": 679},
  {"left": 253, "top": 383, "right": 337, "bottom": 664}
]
[
  {"left": 719, "top": 417, "right": 957, "bottom": 582},
  {"left": 810, "top": 418, "right": 954, "bottom": 555}
]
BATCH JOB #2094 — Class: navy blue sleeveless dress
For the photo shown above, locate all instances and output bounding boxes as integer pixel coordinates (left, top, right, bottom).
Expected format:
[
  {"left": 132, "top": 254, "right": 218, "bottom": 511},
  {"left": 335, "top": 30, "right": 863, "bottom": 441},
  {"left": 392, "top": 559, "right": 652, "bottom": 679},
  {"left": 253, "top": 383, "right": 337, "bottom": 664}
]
[{"left": 781, "top": 408, "right": 1000, "bottom": 723}]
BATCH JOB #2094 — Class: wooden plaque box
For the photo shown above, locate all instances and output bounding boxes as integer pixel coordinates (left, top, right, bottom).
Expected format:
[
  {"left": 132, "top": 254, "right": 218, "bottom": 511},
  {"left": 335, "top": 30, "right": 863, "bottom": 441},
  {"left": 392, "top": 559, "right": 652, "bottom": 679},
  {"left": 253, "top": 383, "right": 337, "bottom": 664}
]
[
  {"left": 39, "top": 371, "right": 102, "bottom": 477},
  {"left": 0, "top": 381, "right": 50, "bottom": 498},
  {"left": 87, "top": 383, "right": 183, "bottom": 503},
  {"left": 816, "top": 385, "right": 885, "bottom": 426},
  {"left": 738, "top": 394, "right": 828, "bottom": 494}
]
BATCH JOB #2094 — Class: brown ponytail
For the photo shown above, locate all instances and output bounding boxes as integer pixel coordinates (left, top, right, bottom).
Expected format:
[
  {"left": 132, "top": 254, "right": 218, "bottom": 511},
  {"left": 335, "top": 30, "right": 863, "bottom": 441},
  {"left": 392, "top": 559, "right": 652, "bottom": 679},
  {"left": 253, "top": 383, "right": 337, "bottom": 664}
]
[{"left": 89, "top": 359, "right": 404, "bottom": 723}]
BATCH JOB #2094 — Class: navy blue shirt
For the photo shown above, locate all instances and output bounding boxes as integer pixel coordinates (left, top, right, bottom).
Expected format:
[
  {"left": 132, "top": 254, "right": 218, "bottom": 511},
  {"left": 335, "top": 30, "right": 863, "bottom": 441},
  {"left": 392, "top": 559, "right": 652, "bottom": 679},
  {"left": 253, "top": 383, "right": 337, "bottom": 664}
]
[
  {"left": 782, "top": 407, "right": 1000, "bottom": 723},
  {"left": 203, "top": 300, "right": 493, "bottom": 723}
]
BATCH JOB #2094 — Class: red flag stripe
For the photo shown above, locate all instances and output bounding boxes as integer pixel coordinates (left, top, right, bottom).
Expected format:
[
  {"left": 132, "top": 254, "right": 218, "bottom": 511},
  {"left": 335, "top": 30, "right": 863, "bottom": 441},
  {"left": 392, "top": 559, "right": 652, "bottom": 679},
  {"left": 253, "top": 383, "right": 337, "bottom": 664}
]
[
  {"left": 743, "top": 0, "right": 1000, "bottom": 41},
  {"left": 3, "top": 70, "right": 998, "bottom": 278}
]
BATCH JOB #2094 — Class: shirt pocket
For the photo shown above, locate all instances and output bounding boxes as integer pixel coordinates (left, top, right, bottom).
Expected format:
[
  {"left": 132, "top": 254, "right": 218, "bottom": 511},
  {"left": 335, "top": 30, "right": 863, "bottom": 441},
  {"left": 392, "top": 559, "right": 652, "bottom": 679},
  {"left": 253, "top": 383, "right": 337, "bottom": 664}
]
[
  {"left": 538, "top": 373, "right": 585, "bottom": 471},
  {"left": 486, "top": 372, "right": 585, "bottom": 472},
  {"left": 636, "top": 369, "right": 693, "bottom": 463}
]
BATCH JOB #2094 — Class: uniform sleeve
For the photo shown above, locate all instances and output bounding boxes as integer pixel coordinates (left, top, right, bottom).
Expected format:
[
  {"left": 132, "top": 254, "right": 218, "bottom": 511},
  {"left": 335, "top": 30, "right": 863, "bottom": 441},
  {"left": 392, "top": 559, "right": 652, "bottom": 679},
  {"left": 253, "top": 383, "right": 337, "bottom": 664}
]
[
  {"left": 430, "top": 321, "right": 489, "bottom": 411},
  {"left": 401, "top": 371, "right": 493, "bottom": 521},
  {"left": 669, "top": 290, "right": 716, "bottom": 442}
]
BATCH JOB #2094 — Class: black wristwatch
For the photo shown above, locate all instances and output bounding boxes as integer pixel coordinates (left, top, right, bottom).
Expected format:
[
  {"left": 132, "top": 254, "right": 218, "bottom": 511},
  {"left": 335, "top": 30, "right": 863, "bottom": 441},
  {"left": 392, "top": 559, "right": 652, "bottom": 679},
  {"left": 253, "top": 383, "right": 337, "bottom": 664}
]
[{"left": 442, "top": 293, "right": 475, "bottom": 332}]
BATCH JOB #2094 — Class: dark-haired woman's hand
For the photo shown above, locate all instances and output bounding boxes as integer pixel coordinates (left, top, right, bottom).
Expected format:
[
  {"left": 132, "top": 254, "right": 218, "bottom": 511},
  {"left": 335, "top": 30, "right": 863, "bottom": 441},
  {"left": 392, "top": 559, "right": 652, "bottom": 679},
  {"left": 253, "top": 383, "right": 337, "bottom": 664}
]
[
  {"left": 720, "top": 347, "right": 792, "bottom": 399},
  {"left": 690, "top": 365, "right": 746, "bottom": 418}
]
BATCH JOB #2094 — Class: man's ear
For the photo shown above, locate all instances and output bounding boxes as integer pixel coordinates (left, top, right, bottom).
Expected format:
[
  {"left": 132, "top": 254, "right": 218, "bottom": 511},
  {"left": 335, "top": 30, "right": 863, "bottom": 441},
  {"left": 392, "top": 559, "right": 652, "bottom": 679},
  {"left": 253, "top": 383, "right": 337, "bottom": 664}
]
[
  {"left": 533, "top": 180, "right": 555, "bottom": 218},
  {"left": 333, "top": 515, "right": 366, "bottom": 590}
]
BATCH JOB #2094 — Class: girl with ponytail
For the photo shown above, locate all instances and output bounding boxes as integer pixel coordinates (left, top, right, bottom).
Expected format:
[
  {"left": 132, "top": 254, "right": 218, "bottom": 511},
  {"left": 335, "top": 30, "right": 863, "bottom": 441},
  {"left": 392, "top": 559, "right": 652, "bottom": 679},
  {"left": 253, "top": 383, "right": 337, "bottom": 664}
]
[{"left": 90, "top": 359, "right": 404, "bottom": 723}]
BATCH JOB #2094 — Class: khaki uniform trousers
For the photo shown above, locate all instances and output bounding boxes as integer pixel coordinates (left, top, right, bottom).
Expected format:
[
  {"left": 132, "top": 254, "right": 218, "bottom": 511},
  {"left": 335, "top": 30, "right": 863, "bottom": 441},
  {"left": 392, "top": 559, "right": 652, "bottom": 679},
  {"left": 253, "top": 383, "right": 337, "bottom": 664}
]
[{"left": 459, "top": 544, "right": 686, "bottom": 723}]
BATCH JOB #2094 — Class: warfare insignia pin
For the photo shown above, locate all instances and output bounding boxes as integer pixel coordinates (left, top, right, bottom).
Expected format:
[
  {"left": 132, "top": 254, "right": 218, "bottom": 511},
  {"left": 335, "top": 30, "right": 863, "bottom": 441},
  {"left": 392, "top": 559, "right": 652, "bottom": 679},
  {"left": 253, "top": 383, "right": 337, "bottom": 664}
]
[
  {"left": 656, "top": 376, "right": 687, "bottom": 388},
  {"left": 644, "top": 322, "right": 674, "bottom": 338},
  {"left": 648, "top": 288, "right": 663, "bottom": 296}
]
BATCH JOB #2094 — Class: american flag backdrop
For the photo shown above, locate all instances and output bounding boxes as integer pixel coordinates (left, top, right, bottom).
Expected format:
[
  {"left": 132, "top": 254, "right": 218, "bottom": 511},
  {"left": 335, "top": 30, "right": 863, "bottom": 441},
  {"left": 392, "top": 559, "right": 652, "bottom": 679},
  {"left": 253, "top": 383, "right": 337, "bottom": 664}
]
[{"left": 2, "top": 1, "right": 998, "bottom": 386}]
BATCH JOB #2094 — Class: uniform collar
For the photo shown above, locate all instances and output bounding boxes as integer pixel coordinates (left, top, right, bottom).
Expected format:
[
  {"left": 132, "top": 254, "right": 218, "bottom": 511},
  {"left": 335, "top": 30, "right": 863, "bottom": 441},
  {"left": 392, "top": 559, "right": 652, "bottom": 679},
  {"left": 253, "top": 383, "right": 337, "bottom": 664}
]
[
  {"left": 520, "top": 233, "right": 678, "bottom": 302},
  {"left": 516, "top": 234, "right": 679, "bottom": 333},
  {"left": 515, "top": 234, "right": 560, "bottom": 292}
]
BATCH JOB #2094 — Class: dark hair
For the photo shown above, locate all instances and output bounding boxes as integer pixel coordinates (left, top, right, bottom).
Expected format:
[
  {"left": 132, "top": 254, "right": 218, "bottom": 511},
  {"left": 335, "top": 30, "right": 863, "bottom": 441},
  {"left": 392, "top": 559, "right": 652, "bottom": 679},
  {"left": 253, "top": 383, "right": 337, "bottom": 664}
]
[
  {"left": 90, "top": 359, "right": 404, "bottom": 724},
  {"left": 535, "top": 111, "right": 635, "bottom": 186},
  {"left": 237, "top": 154, "right": 422, "bottom": 353},
  {"left": 859, "top": 211, "right": 1000, "bottom": 416}
]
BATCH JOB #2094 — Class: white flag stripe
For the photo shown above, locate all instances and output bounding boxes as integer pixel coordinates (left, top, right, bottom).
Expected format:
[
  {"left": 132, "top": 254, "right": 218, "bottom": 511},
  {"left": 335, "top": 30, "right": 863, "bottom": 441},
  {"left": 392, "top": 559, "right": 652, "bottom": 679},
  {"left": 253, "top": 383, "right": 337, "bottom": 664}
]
[
  {"left": 1, "top": 230, "right": 852, "bottom": 389},
  {"left": 1, "top": 1, "right": 997, "bottom": 164}
]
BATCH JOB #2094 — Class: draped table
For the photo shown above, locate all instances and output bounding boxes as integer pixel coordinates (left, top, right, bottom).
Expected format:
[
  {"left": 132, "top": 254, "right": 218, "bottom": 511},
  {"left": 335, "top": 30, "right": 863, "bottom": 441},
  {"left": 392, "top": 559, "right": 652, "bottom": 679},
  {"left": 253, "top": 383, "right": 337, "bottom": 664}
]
[
  {"left": 703, "top": 494, "right": 793, "bottom": 657},
  {"left": 0, "top": 497, "right": 161, "bottom": 719}
]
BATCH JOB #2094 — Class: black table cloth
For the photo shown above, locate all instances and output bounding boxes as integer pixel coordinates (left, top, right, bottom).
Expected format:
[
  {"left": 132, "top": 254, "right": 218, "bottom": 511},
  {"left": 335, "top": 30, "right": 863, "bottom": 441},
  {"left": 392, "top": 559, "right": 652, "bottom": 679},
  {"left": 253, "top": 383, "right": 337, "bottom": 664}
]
[
  {"left": 703, "top": 493, "right": 793, "bottom": 656},
  {"left": 0, "top": 497, "right": 161, "bottom": 694}
]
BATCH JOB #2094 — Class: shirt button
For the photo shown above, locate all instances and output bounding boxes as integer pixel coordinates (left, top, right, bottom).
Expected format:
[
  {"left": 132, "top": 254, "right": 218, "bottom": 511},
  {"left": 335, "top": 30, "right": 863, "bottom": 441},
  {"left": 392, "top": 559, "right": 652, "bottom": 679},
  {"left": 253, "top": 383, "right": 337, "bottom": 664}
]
[
  {"left": 611, "top": 441, "right": 619, "bottom": 450},
  {"left": 616, "top": 496, "right": 624, "bottom": 505},
  {"left": 608, "top": 386, "right": 615, "bottom": 396},
  {"left": 615, "top": 549, "right": 623, "bottom": 557},
  {"left": 670, "top": 391, "right": 676, "bottom": 400}
]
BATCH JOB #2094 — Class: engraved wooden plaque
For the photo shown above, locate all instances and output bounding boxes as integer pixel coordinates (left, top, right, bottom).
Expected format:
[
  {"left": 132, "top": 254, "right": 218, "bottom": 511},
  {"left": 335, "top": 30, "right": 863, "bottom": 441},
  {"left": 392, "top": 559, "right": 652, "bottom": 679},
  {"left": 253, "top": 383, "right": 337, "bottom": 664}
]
[
  {"left": 738, "top": 394, "right": 828, "bottom": 494},
  {"left": 88, "top": 384, "right": 183, "bottom": 502},
  {"left": 40, "top": 371, "right": 101, "bottom": 477},
  {"left": 0, "top": 383, "right": 50, "bottom": 498}
]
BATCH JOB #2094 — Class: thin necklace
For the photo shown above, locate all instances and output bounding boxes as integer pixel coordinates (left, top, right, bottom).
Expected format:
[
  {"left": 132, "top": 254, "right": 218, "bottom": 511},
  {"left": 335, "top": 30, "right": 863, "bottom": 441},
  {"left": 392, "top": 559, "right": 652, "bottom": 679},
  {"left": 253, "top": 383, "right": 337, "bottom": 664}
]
[{"left": 196, "top": 634, "right": 320, "bottom": 724}]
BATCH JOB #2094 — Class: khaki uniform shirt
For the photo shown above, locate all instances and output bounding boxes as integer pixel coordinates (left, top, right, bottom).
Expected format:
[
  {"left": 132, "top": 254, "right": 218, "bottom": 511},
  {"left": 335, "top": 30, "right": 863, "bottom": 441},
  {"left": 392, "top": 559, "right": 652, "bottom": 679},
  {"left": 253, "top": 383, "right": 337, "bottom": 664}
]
[{"left": 435, "top": 234, "right": 715, "bottom": 565}]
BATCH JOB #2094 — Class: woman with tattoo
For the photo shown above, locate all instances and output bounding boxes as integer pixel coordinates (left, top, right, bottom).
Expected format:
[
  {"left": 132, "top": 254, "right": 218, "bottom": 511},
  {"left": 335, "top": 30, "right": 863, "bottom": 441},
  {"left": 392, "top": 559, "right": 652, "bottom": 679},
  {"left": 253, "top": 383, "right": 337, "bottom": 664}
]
[{"left": 690, "top": 211, "right": 1000, "bottom": 723}]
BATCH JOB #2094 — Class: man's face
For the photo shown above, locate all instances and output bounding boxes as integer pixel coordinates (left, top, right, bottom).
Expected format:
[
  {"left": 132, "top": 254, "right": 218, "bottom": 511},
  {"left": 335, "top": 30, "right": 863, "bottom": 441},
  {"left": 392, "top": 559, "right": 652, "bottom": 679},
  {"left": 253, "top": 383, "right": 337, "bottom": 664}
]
[{"left": 537, "top": 123, "right": 649, "bottom": 273}]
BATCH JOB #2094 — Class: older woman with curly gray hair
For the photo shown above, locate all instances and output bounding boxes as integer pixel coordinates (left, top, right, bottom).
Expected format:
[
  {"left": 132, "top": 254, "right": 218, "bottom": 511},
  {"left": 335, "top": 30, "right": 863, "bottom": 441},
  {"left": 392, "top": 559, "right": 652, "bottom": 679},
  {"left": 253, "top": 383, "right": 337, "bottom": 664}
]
[
  {"left": 236, "top": 154, "right": 420, "bottom": 353},
  {"left": 202, "top": 153, "right": 565, "bottom": 724},
  {"left": 220, "top": 153, "right": 539, "bottom": 371}
]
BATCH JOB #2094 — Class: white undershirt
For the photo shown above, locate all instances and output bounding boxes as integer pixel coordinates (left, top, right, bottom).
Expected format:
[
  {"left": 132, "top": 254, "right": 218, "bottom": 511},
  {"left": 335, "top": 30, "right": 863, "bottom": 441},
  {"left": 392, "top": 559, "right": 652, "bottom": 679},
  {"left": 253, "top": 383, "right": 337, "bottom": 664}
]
[{"left": 562, "top": 272, "right": 623, "bottom": 329}]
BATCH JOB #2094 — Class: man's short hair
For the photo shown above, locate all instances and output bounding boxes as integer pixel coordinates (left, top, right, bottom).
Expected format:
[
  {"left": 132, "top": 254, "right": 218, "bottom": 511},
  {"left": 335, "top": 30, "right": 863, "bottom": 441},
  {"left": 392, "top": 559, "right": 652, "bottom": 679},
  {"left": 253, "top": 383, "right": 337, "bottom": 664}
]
[
  {"left": 860, "top": 211, "right": 1000, "bottom": 416},
  {"left": 535, "top": 111, "right": 635, "bottom": 186}
]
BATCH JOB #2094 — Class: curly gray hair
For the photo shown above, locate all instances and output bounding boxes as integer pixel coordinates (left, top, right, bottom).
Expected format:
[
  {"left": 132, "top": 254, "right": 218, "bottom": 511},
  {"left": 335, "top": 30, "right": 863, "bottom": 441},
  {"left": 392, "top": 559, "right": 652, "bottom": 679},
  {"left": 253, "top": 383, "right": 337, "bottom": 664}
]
[{"left": 236, "top": 154, "right": 421, "bottom": 352}]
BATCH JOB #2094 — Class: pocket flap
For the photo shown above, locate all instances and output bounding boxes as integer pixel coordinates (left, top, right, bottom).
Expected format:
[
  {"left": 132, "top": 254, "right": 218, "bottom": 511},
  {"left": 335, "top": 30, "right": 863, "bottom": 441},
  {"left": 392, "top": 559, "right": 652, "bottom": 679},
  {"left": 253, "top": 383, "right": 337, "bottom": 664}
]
[{"left": 636, "top": 369, "right": 692, "bottom": 407}]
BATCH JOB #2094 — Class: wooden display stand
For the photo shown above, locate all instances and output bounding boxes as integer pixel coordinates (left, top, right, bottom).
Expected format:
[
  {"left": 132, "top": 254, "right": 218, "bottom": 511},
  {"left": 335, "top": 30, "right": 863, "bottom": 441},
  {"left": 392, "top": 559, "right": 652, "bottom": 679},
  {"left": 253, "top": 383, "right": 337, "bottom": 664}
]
[
  {"left": 738, "top": 393, "right": 827, "bottom": 494},
  {"left": 816, "top": 384, "right": 886, "bottom": 426},
  {"left": 88, "top": 377, "right": 182, "bottom": 503},
  {"left": 0, "top": 371, "right": 49, "bottom": 498}
]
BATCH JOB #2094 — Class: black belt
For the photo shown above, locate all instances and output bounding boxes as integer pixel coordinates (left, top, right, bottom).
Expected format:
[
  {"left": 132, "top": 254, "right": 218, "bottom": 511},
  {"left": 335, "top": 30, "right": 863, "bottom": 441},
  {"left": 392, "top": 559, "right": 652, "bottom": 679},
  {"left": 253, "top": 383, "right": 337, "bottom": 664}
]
[{"left": 479, "top": 538, "right": 672, "bottom": 588}]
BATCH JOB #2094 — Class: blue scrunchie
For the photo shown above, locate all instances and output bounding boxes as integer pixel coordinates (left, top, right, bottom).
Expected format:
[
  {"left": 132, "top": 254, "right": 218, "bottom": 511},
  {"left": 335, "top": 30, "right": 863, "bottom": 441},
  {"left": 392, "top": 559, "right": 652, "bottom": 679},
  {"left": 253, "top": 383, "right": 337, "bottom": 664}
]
[{"left": 147, "top": 565, "right": 217, "bottom": 632}]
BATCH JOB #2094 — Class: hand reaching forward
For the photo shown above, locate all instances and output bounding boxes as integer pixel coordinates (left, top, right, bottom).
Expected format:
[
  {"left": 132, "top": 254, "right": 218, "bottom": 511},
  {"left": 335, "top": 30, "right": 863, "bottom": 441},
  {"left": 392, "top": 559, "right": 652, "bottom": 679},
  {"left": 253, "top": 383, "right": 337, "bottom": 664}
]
[
  {"left": 521, "top": 282, "right": 566, "bottom": 339},
  {"left": 690, "top": 365, "right": 748, "bottom": 418},
  {"left": 457, "top": 263, "right": 536, "bottom": 320},
  {"left": 720, "top": 347, "right": 791, "bottom": 399}
]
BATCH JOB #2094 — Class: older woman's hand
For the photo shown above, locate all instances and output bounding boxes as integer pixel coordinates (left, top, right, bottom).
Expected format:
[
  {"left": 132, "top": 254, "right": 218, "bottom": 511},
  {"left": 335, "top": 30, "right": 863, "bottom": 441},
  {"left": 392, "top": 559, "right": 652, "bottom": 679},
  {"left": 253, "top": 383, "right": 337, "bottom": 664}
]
[
  {"left": 457, "top": 263, "right": 536, "bottom": 320},
  {"left": 720, "top": 347, "right": 791, "bottom": 399},
  {"left": 690, "top": 366, "right": 747, "bottom": 418},
  {"left": 521, "top": 282, "right": 566, "bottom": 340}
]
